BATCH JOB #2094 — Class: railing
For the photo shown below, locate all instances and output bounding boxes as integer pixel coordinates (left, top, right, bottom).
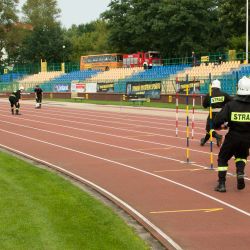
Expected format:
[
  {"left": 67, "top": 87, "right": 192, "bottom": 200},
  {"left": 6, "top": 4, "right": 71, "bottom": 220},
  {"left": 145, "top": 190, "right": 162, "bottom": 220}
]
[{"left": 0, "top": 51, "right": 249, "bottom": 77}]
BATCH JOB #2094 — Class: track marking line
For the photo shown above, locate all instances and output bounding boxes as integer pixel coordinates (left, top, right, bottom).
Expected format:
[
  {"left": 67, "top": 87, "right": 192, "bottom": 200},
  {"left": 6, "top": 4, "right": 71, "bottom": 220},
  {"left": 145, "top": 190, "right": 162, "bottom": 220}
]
[
  {"left": 154, "top": 168, "right": 204, "bottom": 173},
  {"left": 129, "top": 135, "right": 156, "bottom": 138},
  {"left": 0, "top": 107, "right": 206, "bottom": 137},
  {"left": 0, "top": 144, "right": 183, "bottom": 250},
  {"left": 0, "top": 129, "right": 249, "bottom": 217},
  {"left": 0, "top": 111, "right": 203, "bottom": 143},
  {"left": 0, "top": 119, "right": 249, "bottom": 181},
  {"left": 137, "top": 146, "right": 175, "bottom": 151},
  {"left": 20, "top": 104, "right": 207, "bottom": 131},
  {"left": 150, "top": 208, "right": 224, "bottom": 214}
]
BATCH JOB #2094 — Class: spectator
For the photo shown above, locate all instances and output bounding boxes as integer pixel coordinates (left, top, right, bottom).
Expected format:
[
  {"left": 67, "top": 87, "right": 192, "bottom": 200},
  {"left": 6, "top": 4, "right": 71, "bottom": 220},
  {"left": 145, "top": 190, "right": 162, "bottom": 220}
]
[
  {"left": 192, "top": 51, "right": 197, "bottom": 67},
  {"left": 143, "top": 61, "right": 148, "bottom": 70},
  {"left": 218, "top": 56, "right": 222, "bottom": 65},
  {"left": 148, "top": 55, "right": 153, "bottom": 69}
]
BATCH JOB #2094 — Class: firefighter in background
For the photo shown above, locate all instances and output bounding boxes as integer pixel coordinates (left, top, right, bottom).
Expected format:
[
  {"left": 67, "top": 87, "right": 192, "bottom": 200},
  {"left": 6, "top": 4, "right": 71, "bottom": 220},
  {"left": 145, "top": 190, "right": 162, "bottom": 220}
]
[
  {"left": 148, "top": 55, "right": 153, "bottom": 69},
  {"left": 143, "top": 61, "right": 148, "bottom": 70},
  {"left": 213, "top": 76, "right": 250, "bottom": 192},
  {"left": 9, "top": 86, "right": 24, "bottom": 115},
  {"left": 200, "top": 79, "right": 232, "bottom": 147},
  {"left": 34, "top": 84, "right": 43, "bottom": 108}
]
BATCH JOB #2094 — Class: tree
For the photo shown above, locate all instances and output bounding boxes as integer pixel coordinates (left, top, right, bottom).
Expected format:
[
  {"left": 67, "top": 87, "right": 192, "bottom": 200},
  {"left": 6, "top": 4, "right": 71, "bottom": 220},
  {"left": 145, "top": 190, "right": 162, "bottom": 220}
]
[
  {"left": 66, "top": 20, "right": 110, "bottom": 62},
  {"left": 22, "top": 0, "right": 60, "bottom": 28},
  {"left": 102, "top": 0, "right": 227, "bottom": 57},
  {"left": 217, "top": 0, "right": 246, "bottom": 51},
  {"left": 20, "top": 24, "right": 70, "bottom": 63},
  {"left": 4, "top": 25, "right": 30, "bottom": 64},
  {"left": 20, "top": 0, "right": 68, "bottom": 63},
  {"left": 0, "top": 0, "right": 19, "bottom": 63}
]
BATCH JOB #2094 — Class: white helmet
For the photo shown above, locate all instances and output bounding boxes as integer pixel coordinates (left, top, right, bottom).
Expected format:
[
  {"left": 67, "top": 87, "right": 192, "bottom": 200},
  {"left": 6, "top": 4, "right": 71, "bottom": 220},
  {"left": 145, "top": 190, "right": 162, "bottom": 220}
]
[
  {"left": 19, "top": 86, "right": 24, "bottom": 91},
  {"left": 211, "top": 79, "right": 221, "bottom": 89},
  {"left": 237, "top": 76, "right": 250, "bottom": 95}
]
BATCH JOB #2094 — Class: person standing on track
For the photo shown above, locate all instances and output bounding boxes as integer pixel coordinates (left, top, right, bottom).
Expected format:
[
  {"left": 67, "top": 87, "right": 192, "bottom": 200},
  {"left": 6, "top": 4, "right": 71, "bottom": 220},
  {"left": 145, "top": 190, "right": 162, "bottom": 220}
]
[
  {"left": 8, "top": 86, "right": 24, "bottom": 115},
  {"left": 200, "top": 79, "right": 232, "bottom": 147},
  {"left": 34, "top": 85, "right": 43, "bottom": 109},
  {"left": 213, "top": 76, "right": 250, "bottom": 192}
]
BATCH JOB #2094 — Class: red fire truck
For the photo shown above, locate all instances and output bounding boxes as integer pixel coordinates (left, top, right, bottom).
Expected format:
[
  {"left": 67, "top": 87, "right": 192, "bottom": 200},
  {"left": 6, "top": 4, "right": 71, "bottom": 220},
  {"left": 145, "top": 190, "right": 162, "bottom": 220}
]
[{"left": 123, "top": 51, "right": 162, "bottom": 67}]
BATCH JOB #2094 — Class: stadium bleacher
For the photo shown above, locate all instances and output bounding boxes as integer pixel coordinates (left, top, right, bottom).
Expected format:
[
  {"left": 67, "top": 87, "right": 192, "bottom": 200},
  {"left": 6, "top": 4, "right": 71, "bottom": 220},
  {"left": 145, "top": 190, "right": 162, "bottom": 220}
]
[
  {"left": 39, "top": 70, "right": 101, "bottom": 92},
  {"left": 1, "top": 60, "right": 248, "bottom": 96},
  {"left": 0, "top": 73, "right": 26, "bottom": 83},
  {"left": 126, "top": 65, "right": 190, "bottom": 82}
]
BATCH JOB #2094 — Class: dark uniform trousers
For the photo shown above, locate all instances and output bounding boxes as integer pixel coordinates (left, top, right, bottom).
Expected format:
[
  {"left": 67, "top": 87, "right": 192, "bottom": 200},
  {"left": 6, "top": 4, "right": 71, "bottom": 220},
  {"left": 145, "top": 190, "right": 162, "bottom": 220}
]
[
  {"left": 203, "top": 112, "right": 221, "bottom": 142},
  {"left": 217, "top": 132, "right": 249, "bottom": 183},
  {"left": 36, "top": 95, "right": 42, "bottom": 103},
  {"left": 214, "top": 96, "right": 250, "bottom": 191},
  {"left": 9, "top": 95, "right": 20, "bottom": 114}
]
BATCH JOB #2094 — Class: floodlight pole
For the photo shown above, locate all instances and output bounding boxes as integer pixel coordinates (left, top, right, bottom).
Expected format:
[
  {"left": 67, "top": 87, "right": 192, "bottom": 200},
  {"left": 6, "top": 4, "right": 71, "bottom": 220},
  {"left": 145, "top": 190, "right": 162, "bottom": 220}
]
[{"left": 247, "top": 0, "right": 249, "bottom": 63}]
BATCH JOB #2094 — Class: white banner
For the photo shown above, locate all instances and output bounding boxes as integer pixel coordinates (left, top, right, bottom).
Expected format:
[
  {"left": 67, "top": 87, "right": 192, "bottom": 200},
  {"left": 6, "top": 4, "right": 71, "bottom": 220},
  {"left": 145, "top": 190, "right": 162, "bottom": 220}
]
[
  {"left": 71, "top": 81, "right": 86, "bottom": 93},
  {"left": 85, "top": 82, "right": 97, "bottom": 93}
]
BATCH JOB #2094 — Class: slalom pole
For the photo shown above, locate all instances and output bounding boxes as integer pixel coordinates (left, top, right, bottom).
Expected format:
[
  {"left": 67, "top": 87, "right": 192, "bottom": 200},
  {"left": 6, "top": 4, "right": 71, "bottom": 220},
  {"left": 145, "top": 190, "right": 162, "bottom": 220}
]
[
  {"left": 186, "top": 75, "right": 190, "bottom": 163},
  {"left": 191, "top": 78, "right": 195, "bottom": 139},
  {"left": 209, "top": 73, "right": 214, "bottom": 169},
  {"left": 175, "top": 77, "right": 179, "bottom": 137}
]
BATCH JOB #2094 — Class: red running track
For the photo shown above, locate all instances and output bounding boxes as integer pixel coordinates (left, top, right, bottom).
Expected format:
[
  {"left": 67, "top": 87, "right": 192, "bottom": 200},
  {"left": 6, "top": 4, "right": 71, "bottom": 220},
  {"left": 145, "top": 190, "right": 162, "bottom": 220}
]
[{"left": 0, "top": 100, "right": 249, "bottom": 250}]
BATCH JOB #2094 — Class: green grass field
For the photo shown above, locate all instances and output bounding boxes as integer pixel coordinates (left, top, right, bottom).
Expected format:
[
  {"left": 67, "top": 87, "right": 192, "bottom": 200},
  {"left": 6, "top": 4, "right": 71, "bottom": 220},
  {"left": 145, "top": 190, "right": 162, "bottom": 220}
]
[
  {"left": 47, "top": 98, "right": 203, "bottom": 109},
  {"left": 0, "top": 151, "right": 150, "bottom": 250}
]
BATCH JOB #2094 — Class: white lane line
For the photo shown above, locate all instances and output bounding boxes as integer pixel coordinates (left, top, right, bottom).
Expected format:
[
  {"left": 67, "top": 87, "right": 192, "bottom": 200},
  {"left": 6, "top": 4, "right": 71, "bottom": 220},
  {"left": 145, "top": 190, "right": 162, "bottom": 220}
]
[
  {"left": 5, "top": 107, "right": 206, "bottom": 136},
  {"left": 0, "top": 114, "right": 214, "bottom": 156},
  {"left": 0, "top": 111, "right": 199, "bottom": 142},
  {"left": 26, "top": 103, "right": 207, "bottom": 126},
  {"left": 1, "top": 115, "right": 246, "bottom": 170},
  {"left": 0, "top": 128, "right": 249, "bottom": 217},
  {"left": 0, "top": 143, "right": 183, "bottom": 250},
  {"left": 24, "top": 106, "right": 206, "bottom": 130},
  {"left": 0, "top": 99, "right": 207, "bottom": 126},
  {"left": 0, "top": 120, "right": 186, "bottom": 164}
]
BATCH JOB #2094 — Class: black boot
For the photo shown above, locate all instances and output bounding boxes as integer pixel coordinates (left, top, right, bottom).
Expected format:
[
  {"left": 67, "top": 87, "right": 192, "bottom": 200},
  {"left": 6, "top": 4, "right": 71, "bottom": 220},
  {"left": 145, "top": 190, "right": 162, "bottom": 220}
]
[
  {"left": 215, "top": 170, "right": 227, "bottom": 192},
  {"left": 11, "top": 108, "right": 14, "bottom": 115},
  {"left": 236, "top": 161, "right": 245, "bottom": 190},
  {"left": 237, "top": 174, "right": 245, "bottom": 190},
  {"left": 215, "top": 181, "right": 226, "bottom": 192},
  {"left": 200, "top": 138, "right": 206, "bottom": 146},
  {"left": 200, "top": 133, "right": 210, "bottom": 146},
  {"left": 213, "top": 132, "right": 223, "bottom": 147}
]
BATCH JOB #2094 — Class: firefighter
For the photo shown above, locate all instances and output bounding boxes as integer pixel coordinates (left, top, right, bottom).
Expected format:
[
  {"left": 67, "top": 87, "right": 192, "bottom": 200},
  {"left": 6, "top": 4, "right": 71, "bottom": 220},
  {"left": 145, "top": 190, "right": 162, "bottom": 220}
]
[
  {"left": 213, "top": 76, "right": 250, "bottom": 192},
  {"left": 143, "top": 61, "right": 148, "bottom": 70},
  {"left": 200, "top": 79, "right": 232, "bottom": 147},
  {"left": 9, "top": 86, "right": 24, "bottom": 115},
  {"left": 34, "top": 84, "right": 43, "bottom": 108}
]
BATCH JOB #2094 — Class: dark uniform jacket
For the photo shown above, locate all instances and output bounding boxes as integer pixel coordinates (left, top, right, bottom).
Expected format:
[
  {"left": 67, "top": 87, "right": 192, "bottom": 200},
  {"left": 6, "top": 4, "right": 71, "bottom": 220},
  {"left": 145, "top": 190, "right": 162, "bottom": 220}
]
[
  {"left": 203, "top": 88, "right": 232, "bottom": 110},
  {"left": 214, "top": 95, "right": 250, "bottom": 139},
  {"left": 34, "top": 87, "right": 43, "bottom": 96},
  {"left": 9, "top": 90, "right": 21, "bottom": 102}
]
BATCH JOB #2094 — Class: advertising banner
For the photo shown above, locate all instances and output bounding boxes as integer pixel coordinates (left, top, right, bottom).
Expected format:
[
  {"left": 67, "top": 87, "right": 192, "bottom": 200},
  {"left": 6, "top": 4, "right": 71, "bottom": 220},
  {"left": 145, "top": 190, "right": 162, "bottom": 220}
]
[
  {"left": 97, "top": 82, "right": 114, "bottom": 93},
  {"left": 126, "top": 81, "right": 161, "bottom": 99},
  {"left": 177, "top": 80, "right": 200, "bottom": 94},
  {"left": 85, "top": 82, "right": 97, "bottom": 93},
  {"left": 71, "top": 81, "right": 86, "bottom": 93},
  {"left": 53, "top": 84, "right": 70, "bottom": 92}
]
